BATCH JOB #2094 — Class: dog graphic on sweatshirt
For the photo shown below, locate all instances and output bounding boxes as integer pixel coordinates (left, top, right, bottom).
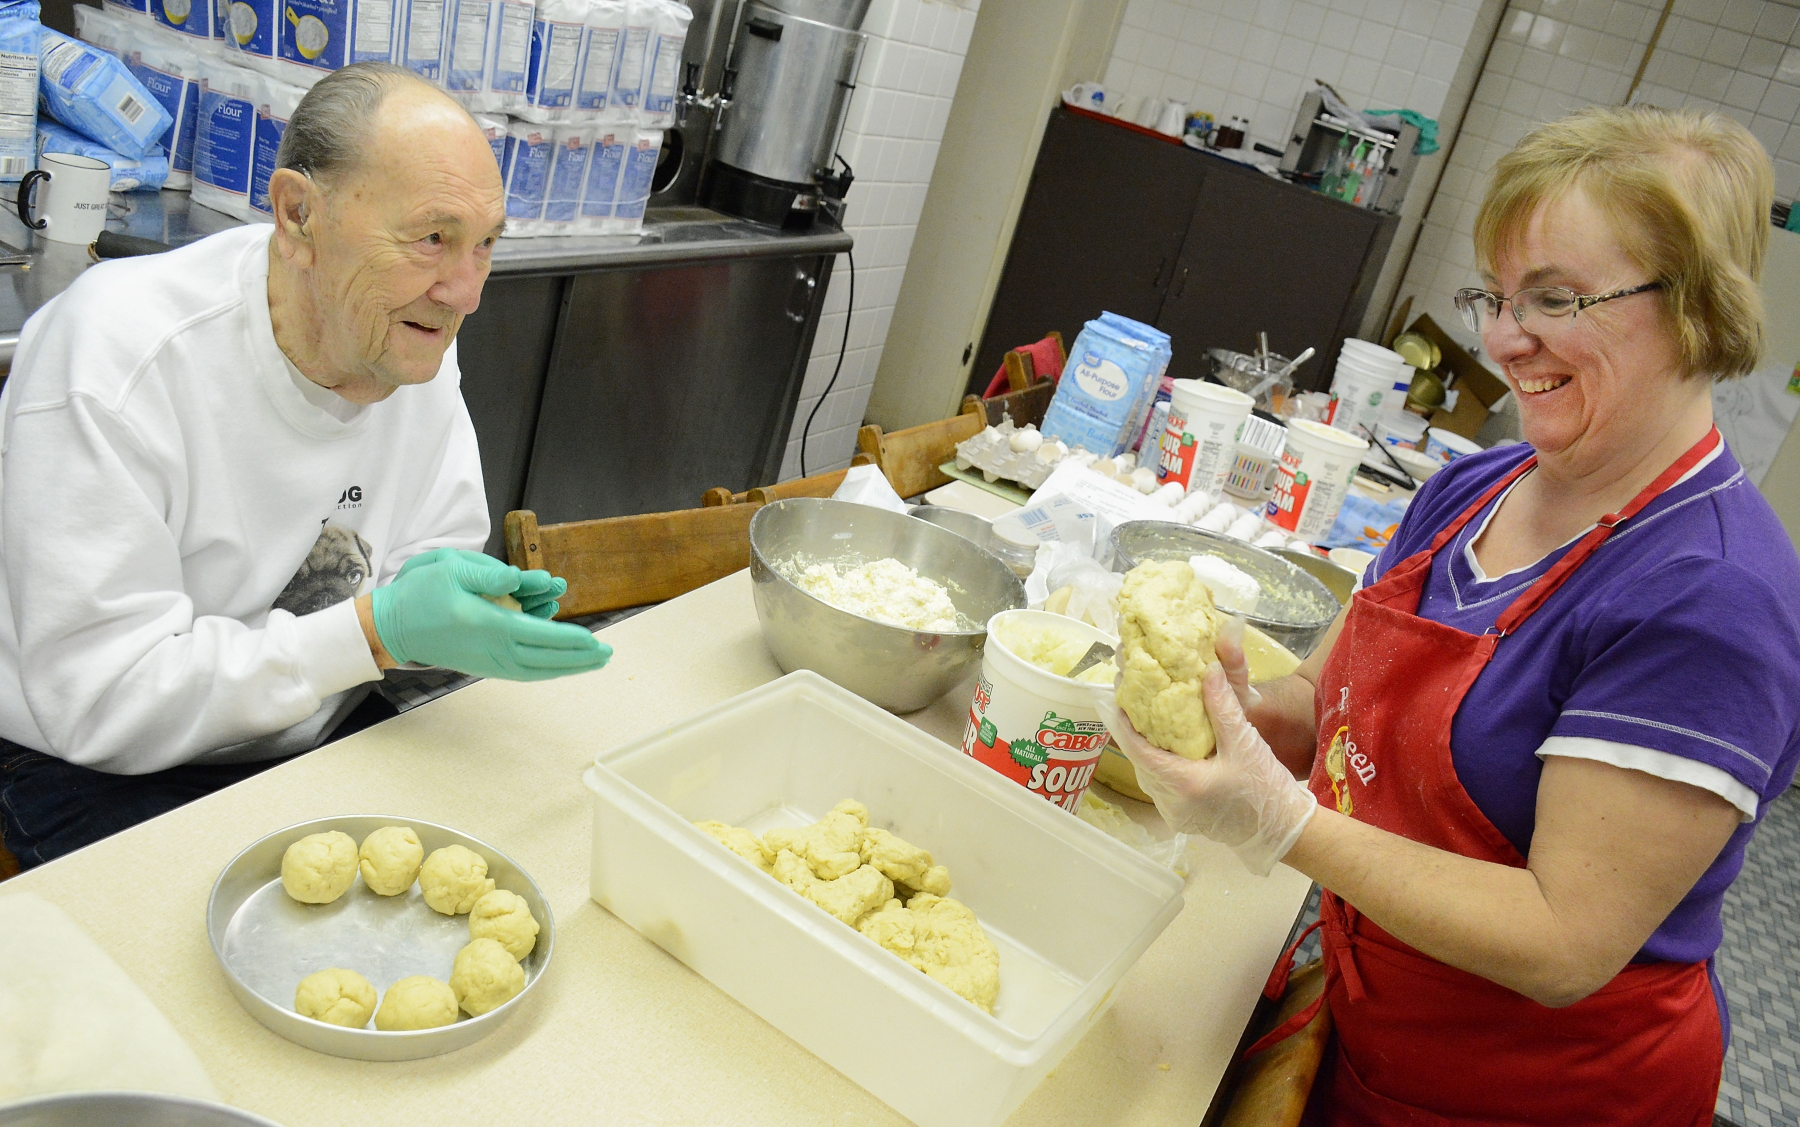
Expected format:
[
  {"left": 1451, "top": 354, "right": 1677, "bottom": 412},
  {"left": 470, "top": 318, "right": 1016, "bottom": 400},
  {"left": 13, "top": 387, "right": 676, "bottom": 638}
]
[{"left": 273, "top": 524, "right": 376, "bottom": 616}]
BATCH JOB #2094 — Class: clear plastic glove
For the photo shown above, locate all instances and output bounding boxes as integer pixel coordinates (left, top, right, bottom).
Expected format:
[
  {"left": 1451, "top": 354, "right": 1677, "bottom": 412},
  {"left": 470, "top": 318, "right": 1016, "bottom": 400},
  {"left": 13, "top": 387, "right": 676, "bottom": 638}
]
[
  {"left": 395, "top": 548, "right": 567, "bottom": 619},
  {"left": 1094, "top": 664, "right": 1316, "bottom": 876},
  {"left": 1213, "top": 614, "right": 1262, "bottom": 710},
  {"left": 372, "top": 548, "right": 611, "bottom": 681}
]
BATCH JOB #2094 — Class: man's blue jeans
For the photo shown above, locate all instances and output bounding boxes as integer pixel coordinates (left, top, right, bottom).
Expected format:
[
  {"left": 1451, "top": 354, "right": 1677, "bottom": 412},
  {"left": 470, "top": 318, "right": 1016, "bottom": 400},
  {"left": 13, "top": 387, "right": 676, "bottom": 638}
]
[{"left": 0, "top": 692, "right": 397, "bottom": 870}]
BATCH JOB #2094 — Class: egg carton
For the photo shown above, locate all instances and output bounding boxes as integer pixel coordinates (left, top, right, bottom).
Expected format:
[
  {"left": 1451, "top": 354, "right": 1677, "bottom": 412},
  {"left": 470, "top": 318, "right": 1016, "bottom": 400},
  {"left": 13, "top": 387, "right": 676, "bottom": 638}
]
[{"left": 956, "top": 420, "right": 1167, "bottom": 494}]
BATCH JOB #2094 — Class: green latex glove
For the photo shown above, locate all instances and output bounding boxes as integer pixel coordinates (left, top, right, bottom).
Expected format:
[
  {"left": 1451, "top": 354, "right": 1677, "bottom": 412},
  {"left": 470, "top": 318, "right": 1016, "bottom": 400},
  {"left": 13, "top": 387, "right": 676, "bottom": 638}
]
[
  {"left": 395, "top": 548, "right": 567, "bottom": 619},
  {"left": 373, "top": 548, "right": 609, "bottom": 681}
]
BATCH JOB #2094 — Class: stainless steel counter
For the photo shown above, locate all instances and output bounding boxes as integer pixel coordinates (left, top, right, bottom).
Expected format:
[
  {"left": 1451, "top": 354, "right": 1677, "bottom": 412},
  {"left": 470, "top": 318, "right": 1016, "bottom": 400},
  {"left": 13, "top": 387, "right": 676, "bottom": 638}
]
[{"left": 0, "top": 190, "right": 851, "bottom": 365}]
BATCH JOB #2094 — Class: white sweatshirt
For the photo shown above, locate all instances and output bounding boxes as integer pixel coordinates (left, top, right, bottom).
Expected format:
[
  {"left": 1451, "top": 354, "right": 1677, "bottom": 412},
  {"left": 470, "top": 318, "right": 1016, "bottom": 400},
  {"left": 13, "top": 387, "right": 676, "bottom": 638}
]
[{"left": 0, "top": 224, "right": 488, "bottom": 774}]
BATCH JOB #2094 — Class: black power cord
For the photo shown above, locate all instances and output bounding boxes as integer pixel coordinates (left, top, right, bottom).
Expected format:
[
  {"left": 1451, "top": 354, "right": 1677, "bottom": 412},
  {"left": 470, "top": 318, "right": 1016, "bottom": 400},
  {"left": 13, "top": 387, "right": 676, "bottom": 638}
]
[{"left": 799, "top": 246, "right": 854, "bottom": 478}]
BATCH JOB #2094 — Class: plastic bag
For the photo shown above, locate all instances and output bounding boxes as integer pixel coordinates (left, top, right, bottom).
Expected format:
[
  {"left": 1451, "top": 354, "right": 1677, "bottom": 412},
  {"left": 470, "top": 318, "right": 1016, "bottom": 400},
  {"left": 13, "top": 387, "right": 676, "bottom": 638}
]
[
  {"left": 37, "top": 118, "right": 167, "bottom": 190},
  {"left": 638, "top": 0, "right": 690, "bottom": 128},
  {"left": 191, "top": 56, "right": 258, "bottom": 219},
  {"left": 0, "top": 0, "right": 40, "bottom": 182},
  {"left": 497, "top": 117, "right": 552, "bottom": 236},
  {"left": 124, "top": 25, "right": 202, "bottom": 190},
  {"left": 520, "top": 0, "right": 583, "bottom": 122},
  {"left": 830, "top": 463, "right": 908, "bottom": 514},
  {"left": 247, "top": 70, "right": 304, "bottom": 221},
  {"left": 396, "top": 0, "right": 445, "bottom": 81},
  {"left": 38, "top": 27, "right": 173, "bottom": 159},
  {"left": 574, "top": 0, "right": 626, "bottom": 117},
  {"left": 539, "top": 122, "right": 589, "bottom": 233},
  {"left": 1043, "top": 555, "right": 1122, "bottom": 635},
  {"left": 1074, "top": 791, "right": 1196, "bottom": 876}
]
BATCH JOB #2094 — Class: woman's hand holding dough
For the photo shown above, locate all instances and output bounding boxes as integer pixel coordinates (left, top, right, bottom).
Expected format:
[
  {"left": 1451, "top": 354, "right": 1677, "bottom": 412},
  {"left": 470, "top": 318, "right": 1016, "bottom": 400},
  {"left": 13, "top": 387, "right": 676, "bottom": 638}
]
[
  {"left": 281, "top": 831, "right": 358, "bottom": 904},
  {"left": 358, "top": 826, "right": 424, "bottom": 896},
  {"left": 374, "top": 975, "right": 459, "bottom": 1031},
  {"left": 295, "top": 968, "right": 377, "bottom": 1028},
  {"left": 450, "top": 938, "right": 526, "bottom": 1016},
  {"left": 468, "top": 889, "right": 539, "bottom": 960},
  {"left": 419, "top": 844, "right": 494, "bottom": 915}
]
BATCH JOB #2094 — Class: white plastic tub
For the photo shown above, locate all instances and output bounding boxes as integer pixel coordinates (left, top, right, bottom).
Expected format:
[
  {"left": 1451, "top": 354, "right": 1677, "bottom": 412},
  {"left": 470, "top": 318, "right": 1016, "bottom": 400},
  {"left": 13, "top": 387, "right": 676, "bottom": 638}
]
[{"left": 585, "top": 670, "right": 1186, "bottom": 1127}]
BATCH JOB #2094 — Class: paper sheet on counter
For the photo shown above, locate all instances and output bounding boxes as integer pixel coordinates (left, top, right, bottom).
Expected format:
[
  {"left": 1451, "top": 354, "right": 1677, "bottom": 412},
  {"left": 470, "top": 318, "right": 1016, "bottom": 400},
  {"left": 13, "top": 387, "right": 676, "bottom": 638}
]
[{"left": 0, "top": 891, "right": 218, "bottom": 1105}]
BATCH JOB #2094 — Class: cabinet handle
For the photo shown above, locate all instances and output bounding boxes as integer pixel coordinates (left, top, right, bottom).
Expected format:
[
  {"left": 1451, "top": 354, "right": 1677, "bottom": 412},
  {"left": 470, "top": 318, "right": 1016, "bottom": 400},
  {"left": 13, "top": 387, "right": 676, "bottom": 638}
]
[
  {"left": 1151, "top": 257, "right": 1168, "bottom": 288},
  {"left": 1173, "top": 265, "right": 1189, "bottom": 299}
]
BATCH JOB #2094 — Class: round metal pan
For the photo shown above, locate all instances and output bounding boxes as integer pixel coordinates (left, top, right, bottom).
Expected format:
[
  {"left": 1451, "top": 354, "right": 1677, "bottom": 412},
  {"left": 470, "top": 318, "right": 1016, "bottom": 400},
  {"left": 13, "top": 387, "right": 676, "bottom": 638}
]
[
  {"left": 206, "top": 816, "right": 553, "bottom": 1062},
  {"left": 0, "top": 1091, "right": 286, "bottom": 1126}
]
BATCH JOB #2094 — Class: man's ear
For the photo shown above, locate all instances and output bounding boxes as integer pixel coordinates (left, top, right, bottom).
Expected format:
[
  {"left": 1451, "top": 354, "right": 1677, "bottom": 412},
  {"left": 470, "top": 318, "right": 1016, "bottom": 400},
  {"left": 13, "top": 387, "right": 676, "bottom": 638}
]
[{"left": 267, "top": 168, "right": 319, "bottom": 267}]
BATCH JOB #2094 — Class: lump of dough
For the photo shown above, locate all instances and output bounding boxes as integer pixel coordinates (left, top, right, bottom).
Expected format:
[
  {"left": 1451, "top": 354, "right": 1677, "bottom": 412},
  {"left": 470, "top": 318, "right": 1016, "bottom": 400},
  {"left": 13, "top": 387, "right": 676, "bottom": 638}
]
[
  {"left": 695, "top": 820, "right": 774, "bottom": 872},
  {"left": 859, "top": 893, "right": 1000, "bottom": 1013},
  {"left": 772, "top": 849, "right": 894, "bottom": 926},
  {"left": 861, "top": 827, "right": 950, "bottom": 896},
  {"left": 763, "top": 799, "right": 868, "bottom": 880},
  {"left": 294, "top": 967, "right": 376, "bottom": 1028},
  {"left": 450, "top": 937, "right": 526, "bottom": 1017},
  {"left": 468, "top": 889, "right": 539, "bottom": 961},
  {"left": 358, "top": 825, "right": 424, "bottom": 897},
  {"left": 418, "top": 844, "right": 495, "bottom": 915},
  {"left": 484, "top": 593, "right": 522, "bottom": 612},
  {"left": 280, "top": 830, "right": 358, "bottom": 904},
  {"left": 1116, "top": 559, "right": 1224, "bottom": 759},
  {"left": 374, "top": 975, "right": 459, "bottom": 1031}
]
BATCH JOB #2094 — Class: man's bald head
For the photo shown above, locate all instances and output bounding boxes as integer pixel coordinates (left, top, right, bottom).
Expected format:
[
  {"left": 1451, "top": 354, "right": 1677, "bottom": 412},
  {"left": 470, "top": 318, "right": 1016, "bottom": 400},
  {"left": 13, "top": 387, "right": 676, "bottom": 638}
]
[{"left": 275, "top": 61, "right": 481, "bottom": 188}]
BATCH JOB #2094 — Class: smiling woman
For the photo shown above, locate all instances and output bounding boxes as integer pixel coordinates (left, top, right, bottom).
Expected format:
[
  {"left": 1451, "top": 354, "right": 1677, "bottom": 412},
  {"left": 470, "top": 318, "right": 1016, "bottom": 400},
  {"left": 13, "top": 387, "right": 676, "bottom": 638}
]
[{"left": 1096, "top": 104, "right": 1800, "bottom": 1127}]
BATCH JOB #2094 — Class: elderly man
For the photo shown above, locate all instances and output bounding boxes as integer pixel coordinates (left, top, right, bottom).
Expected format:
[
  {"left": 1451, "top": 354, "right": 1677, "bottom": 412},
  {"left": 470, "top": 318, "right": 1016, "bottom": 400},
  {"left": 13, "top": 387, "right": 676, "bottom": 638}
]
[{"left": 0, "top": 63, "right": 609, "bottom": 869}]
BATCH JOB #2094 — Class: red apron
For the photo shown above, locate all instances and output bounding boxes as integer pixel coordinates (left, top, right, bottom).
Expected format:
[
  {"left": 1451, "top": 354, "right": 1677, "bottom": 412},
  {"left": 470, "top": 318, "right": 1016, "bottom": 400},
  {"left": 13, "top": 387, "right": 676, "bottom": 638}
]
[{"left": 1293, "top": 429, "right": 1725, "bottom": 1126}]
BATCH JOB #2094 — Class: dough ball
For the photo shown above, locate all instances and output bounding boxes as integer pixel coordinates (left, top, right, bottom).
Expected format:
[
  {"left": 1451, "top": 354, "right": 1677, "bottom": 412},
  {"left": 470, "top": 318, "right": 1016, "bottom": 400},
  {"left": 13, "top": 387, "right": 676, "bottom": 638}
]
[
  {"left": 280, "top": 830, "right": 358, "bottom": 904},
  {"left": 294, "top": 967, "right": 377, "bottom": 1028},
  {"left": 484, "top": 593, "right": 523, "bottom": 612},
  {"left": 374, "top": 975, "right": 459, "bottom": 1031},
  {"left": 1116, "top": 560, "right": 1223, "bottom": 759},
  {"left": 418, "top": 844, "right": 494, "bottom": 915},
  {"left": 358, "top": 825, "right": 424, "bottom": 897},
  {"left": 450, "top": 937, "right": 526, "bottom": 1017},
  {"left": 468, "top": 889, "right": 539, "bottom": 961}
]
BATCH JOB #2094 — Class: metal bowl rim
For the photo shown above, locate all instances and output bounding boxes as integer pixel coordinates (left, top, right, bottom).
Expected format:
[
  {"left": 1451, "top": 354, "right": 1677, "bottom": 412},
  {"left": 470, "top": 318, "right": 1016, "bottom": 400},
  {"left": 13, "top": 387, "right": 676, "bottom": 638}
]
[
  {"left": 206, "top": 814, "right": 555, "bottom": 1044},
  {"left": 749, "top": 498, "right": 1021, "bottom": 638},
  {"left": 0, "top": 1090, "right": 289, "bottom": 1127},
  {"left": 1109, "top": 520, "right": 1340, "bottom": 628}
]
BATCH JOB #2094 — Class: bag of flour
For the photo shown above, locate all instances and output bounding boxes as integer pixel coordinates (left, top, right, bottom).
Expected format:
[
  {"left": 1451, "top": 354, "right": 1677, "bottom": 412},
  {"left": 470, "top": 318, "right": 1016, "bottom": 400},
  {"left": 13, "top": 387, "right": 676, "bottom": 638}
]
[
  {"left": 0, "top": 0, "right": 37, "bottom": 182},
  {"left": 37, "top": 119, "right": 167, "bottom": 189},
  {"left": 498, "top": 117, "right": 552, "bottom": 236},
  {"left": 38, "top": 27, "right": 173, "bottom": 159},
  {"left": 125, "top": 25, "right": 202, "bottom": 189},
  {"left": 1040, "top": 316, "right": 1163, "bottom": 457},
  {"left": 191, "top": 55, "right": 257, "bottom": 218},
  {"left": 247, "top": 69, "right": 303, "bottom": 221},
  {"left": 573, "top": 0, "right": 625, "bottom": 118},
  {"left": 520, "top": 0, "right": 582, "bottom": 122},
  {"left": 636, "top": 0, "right": 689, "bottom": 127}
]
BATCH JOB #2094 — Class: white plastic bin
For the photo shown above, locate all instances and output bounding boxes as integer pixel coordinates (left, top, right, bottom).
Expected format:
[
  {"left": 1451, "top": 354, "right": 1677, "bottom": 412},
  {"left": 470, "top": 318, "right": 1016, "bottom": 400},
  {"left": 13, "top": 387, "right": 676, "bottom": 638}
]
[{"left": 586, "top": 670, "right": 1185, "bottom": 1127}]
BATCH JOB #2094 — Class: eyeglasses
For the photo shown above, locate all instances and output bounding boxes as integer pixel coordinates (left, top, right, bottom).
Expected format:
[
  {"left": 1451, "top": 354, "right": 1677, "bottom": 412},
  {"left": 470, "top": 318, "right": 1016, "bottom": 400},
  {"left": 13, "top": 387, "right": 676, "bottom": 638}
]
[{"left": 1451, "top": 281, "right": 1662, "bottom": 335}]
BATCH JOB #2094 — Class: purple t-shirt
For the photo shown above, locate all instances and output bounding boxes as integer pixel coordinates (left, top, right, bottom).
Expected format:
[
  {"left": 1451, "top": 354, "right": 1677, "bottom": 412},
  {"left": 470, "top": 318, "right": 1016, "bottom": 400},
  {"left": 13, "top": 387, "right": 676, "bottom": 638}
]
[{"left": 1367, "top": 439, "right": 1800, "bottom": 972}]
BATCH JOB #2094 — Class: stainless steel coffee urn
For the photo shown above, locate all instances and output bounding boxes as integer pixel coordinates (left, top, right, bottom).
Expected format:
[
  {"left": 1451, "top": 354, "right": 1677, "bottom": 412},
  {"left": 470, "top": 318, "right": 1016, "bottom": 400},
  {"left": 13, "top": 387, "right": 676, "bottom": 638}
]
[{"left": 702, "top": 0, "right": 869, "bottom": 228}]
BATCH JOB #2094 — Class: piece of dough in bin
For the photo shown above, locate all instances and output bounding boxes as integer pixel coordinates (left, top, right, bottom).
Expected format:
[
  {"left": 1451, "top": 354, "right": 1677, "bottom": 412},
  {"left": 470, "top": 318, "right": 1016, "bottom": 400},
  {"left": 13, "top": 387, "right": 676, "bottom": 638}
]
[
  {"left": 358, "top": 825, "right": 424, "bottom": 896},
  {"left": 468, "top": 889, "right": 539, "bottom": 960},
  {"left": 280, "top": 830, "right": 358, "bottom": 904},
  {"left": 418, "top": 844, "right": 494, "bottom": 915},
  {"left": 374, "top": 975, "right": 459, "bottom": 1031},
  {"left": 451, "top": 938, "right": 526, "bottom": 1016},
  {"left": 294, "top": 967, "right": 377, "bottom": 1028}
]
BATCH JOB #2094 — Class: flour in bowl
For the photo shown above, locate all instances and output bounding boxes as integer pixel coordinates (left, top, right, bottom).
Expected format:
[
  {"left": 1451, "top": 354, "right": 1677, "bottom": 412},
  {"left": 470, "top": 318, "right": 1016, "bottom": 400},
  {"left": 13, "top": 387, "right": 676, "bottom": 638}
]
[{"left": 786, "top": 557, "right": 965, "bottom": 632}]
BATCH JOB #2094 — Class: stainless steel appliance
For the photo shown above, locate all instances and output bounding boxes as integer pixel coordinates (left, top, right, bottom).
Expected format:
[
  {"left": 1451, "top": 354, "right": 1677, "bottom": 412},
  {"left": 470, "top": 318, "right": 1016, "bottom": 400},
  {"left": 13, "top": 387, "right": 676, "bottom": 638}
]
[
  {"left": 703, "top": 0, "right": 868, "bottom": 227},
  {"left": 1278, "top": 90, "right": 1421, "bottom": 214}
]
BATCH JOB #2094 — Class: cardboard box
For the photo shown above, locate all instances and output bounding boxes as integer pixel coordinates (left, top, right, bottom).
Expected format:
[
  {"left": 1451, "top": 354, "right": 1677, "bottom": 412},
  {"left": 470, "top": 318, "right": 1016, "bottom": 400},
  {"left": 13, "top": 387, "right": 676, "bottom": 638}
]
[{"left": 1407, "top": 314, "right": 1509, "bottom": 439}]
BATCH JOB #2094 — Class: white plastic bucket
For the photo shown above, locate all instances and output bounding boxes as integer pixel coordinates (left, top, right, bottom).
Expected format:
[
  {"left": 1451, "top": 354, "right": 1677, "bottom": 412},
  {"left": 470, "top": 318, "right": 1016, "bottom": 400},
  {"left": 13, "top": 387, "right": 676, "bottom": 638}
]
[
  {"left": 1266, "top": 418, "right": 1367, "bottom": 540},
  {"left": 1327, "top": 362, "right": 1392, "bottom": 440},
  {"left": 1156, "top": 379, "right": 1254, "bottom": 498},
  {"left": 1374, "top": 411, "right": 1428, "bottom": 449},
  {"left": 963, "top": 609, "right": 1116, "bottom": 813},
  {"left": 1425, "top": 427, "right": 1482, "bottom": 463}
]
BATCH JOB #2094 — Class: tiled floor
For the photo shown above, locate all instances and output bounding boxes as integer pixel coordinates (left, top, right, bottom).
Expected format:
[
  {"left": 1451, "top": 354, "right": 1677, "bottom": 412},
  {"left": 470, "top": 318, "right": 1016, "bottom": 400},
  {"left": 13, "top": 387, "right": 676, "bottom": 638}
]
[{"left": 1283, "top": 788, "right": 1800, "bottom": 1126}]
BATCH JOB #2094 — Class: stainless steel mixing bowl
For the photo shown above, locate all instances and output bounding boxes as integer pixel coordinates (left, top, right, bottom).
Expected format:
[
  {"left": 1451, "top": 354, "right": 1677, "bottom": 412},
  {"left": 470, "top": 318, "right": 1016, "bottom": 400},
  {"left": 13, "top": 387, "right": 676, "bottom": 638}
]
[
  {"left": 1271, "top": 546, "right": 1358, "bottom": 607},
  {"left": 749, "top": 498, "right": 1026, "bottom": 712},
  {"left": 1108, "top": 521, "right": 1340, "bottom": 658},
  {"left": 0, "top": 1093, "right": 287, "bottom": 1127},
  {"left": 907, "top": 504, "right": 994, "bottom": 549}
]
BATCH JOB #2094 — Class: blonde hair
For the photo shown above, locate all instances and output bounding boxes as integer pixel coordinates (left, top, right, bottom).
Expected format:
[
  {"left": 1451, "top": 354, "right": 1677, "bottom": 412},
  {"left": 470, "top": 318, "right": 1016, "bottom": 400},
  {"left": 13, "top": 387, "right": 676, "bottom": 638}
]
[{"left": 1472, "top": 104, "right": 1772, "bottom": 380}]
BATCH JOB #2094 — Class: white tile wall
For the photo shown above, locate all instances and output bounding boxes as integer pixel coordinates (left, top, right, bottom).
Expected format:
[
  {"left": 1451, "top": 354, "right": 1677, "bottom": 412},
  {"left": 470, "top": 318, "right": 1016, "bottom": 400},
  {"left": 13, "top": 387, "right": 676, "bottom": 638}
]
[
  {"left": 778, "top": 0, "right": 979, "bottom": 480},
  {"left": 1397, "top": 0, "right": 1800, "bottom": 358},
  {"left": 1101, "top": 0, "right": 1484, "bottom": 153}
]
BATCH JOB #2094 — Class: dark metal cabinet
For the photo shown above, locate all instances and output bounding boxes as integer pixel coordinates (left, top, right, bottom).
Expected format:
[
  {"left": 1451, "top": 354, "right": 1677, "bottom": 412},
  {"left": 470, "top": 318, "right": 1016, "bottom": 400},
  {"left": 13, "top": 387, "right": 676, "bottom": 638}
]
[
  {"left": 971, "top": 108, "right": 1205, "bottom": 387},
  {"left": 519, "top": 253, "right": 835, "bottom": 526},
  {"left": 975, "top": 107, "right": 1397, "bottom": 394}
]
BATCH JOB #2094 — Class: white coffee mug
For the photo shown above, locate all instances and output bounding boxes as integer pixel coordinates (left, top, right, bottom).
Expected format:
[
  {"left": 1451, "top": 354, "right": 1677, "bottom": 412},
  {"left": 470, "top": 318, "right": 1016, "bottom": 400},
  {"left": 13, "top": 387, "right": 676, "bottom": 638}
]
[{"left": 17, "top": 153, "right": 112, "bottom": 245}]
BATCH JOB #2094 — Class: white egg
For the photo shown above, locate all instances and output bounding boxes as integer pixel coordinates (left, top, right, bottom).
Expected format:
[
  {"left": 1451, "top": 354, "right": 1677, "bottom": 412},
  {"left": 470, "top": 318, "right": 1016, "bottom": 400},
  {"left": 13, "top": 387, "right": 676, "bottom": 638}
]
[
  {"left": 1130, "top": 467, "right": 1158, "bottom": 494},
  {"left": 1009, "top": 428, "right": 1044, "bottom": 454}
]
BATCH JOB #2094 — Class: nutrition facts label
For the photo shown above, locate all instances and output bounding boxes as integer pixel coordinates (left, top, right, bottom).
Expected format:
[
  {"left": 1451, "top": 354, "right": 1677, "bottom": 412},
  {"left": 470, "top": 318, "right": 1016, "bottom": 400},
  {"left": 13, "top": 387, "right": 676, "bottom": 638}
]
[{"left": 354, "top": 0, "right": 393, "bottom": 60}]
